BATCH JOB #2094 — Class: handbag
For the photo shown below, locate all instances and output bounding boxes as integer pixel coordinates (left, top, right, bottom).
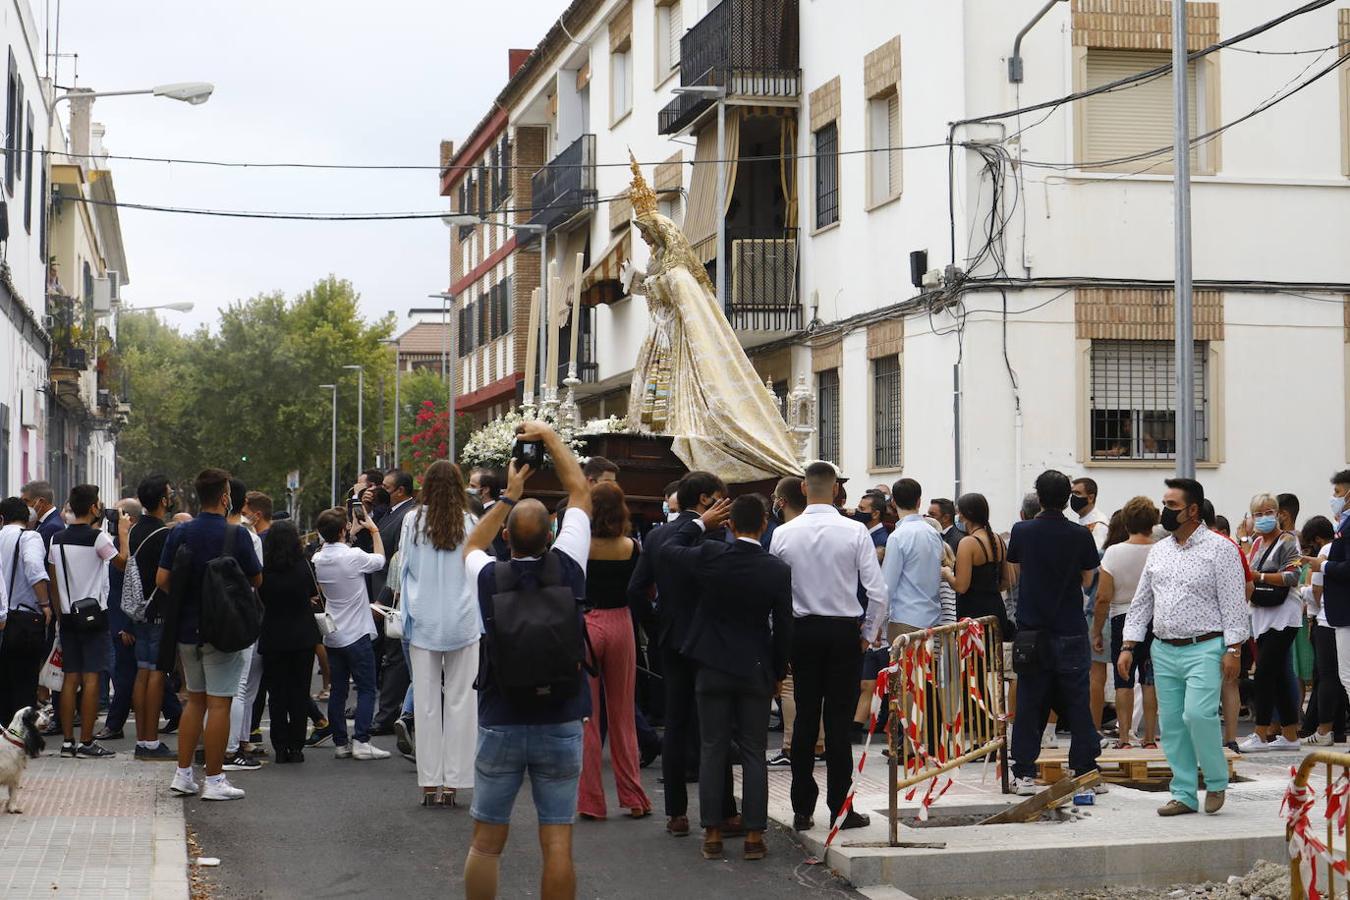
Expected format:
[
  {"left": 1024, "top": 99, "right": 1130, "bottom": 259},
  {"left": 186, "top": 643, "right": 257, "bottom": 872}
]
[
  {"left": 1250, "top": 534, "right": 1292, "bottom": 609},
  {"left": 307, "top": 558, "right": 337, "bottom": 638},
  {"left": 38, "top": 640, "right": 64, "bottom": 692},
  {"left": 59, "top": 541, "right": 108, "bottom": 633},
  {"left": 5, "top": 534, "right": 45, "bottom": 652},
  {"left": 1010, "top": 629, "right": 1042, "bottom": 674}
]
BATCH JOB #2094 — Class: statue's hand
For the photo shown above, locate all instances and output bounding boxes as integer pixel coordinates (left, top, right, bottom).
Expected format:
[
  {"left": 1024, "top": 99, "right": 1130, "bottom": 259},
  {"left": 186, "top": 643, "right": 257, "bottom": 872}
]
[{"left": 621, "top": 259, "right": 646, "bottom": 296}]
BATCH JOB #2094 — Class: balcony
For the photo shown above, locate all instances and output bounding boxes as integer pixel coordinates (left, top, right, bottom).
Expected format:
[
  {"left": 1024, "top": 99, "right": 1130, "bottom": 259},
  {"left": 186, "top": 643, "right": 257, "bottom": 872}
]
[
  {"left": 658, "top": 0, "right": 800, "bottom": 135},
  {"left": 713, "top": 226, "right": 800, "bottom": 332},
  {"left": 527, "top": 134, "right": 597, "bottom": 232}
]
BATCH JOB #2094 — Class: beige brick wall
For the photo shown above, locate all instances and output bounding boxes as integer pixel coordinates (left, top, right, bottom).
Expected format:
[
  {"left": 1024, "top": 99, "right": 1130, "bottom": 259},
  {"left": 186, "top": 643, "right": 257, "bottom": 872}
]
[
  {"left": 809, "top": 76, "right": 841, "bottom": 133},
  {"left": 867, "top": 319, "right": 904, "bottom": 359},
  {"left": 510, "top": 127, "right": 548, "bottom": 375},
  {"left": 1075, "top": 288, "right": 1223, "bottom": 341},
  {"left": 1071, "top": 0, "right": 1219, "bottom": 51},
  {"left": 609, "top": 0, "right": 632, "bottom": 49},
  {"left": 864, "top": 37, "right": 901, "bottom": 100}
]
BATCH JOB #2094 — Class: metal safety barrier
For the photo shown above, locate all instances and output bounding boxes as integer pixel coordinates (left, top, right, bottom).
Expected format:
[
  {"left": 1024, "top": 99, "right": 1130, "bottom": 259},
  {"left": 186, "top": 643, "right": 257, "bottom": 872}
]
[
  {"left": 1286, "top": 750, "right": 1350, "bottom": 899},
  {"left": 886, "top": 616, "right": 1008, "bottom": 846}
]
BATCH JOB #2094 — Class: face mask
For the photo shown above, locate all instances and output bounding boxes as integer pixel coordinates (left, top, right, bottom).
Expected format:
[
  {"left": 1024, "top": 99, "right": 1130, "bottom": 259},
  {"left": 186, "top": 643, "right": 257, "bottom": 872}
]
[
  {"left": 1254, "top": 514, "right": 1278, "bottom": 534},
  {"left": 25, "top": 504, "right": 36, "bottom": 525},
  {"left": 1332, "top": 495, "right": 1348, "bottom": 519},
  {"left": 852, "top": 510, "right": 872, "bottom": 525},
  {"left": 1160, "top": 506, "right": 1185, "bottom": 533},
  {"left": 1069, "top": 495, "right": 1089, "bottom": 514},
  {"left": 661, "top": 501, "right": 670, "bottom": 518},
  {"left": 467, "top": 487, "right": 480, "bottom": 498},
  {"left": 240, "top": 514, "right": 254, "bottom": 528}
]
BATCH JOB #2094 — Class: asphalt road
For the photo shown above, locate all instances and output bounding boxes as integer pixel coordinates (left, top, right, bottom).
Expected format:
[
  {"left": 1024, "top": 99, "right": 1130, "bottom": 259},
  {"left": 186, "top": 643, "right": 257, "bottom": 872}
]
[{"left": 178, "top": 735, "right": 862, "bottom": 899}]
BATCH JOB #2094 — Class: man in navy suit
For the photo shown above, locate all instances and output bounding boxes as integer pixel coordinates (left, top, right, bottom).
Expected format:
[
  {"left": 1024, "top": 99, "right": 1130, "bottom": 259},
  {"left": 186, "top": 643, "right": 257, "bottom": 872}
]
[
  {"left": 21, "top": 481, "right": 65, "bottom": 550},
  {"left": 663, "top": 494, "right": 792, "bottom": 861}
]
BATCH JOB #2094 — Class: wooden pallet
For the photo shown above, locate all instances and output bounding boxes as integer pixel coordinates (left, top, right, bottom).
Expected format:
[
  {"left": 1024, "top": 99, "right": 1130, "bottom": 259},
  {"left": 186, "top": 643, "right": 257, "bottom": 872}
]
[{"left": 1036, "top": 747, "right": 1239, "bottom": 784}]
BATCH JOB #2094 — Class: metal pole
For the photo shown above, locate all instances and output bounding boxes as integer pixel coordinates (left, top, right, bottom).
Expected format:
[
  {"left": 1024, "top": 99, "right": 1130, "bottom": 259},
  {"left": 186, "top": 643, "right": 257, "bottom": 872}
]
[
  {"left": 393, "top": 356, "right": 401, "bottom": 468},
  {"left": 329, "top": 386, "right": 338, "bottom": 508},
  {"left": 953, "top": 363, "right": 962, "bottom": 498},
  {"left": 715, "top": 97, "right": 727, "bottom": 311},
  {"left": 448, "top": 304, "right": 458, "bottom": 461},
  {"left": 357, "top": 368, "right": 365, "bottom": 474},
  {"left": 539, "top": 226, "right": 549, "bottom": 406},
  {"left": 377, "top": 373, "right": 386, "bottom": 469},
  {"left": 1172, "top": 3, "right": 1195, "bottom": 479}
]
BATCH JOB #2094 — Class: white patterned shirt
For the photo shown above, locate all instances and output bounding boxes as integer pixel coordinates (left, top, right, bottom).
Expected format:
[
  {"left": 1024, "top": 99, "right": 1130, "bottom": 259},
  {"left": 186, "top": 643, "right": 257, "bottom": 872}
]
[{"left": 1123, "top": 525, "right": 1250, "bottom": 646}]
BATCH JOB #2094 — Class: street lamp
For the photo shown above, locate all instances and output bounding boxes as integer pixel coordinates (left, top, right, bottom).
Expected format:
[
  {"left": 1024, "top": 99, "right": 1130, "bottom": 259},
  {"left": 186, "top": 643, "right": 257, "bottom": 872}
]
[
  {"left": 319, "top": 383, "right": 337, "bottom": 508},
  {"left": 118, "top": 301, "right": 195, "bottom": 313},
  {"left": 427, "top": 293, "right": 458, "bottom": 461},
  {"left": 342, "top": 364, "right": 364, "bottom": 475},
  {"left": 380, "top": 338, "right": 401, "bottom": 468},
  {"left": 672, "top": 85, "right": 728, "bottom": 309},
  {"left": 50, "top": 82, "right": 215, "bottom": 110}
]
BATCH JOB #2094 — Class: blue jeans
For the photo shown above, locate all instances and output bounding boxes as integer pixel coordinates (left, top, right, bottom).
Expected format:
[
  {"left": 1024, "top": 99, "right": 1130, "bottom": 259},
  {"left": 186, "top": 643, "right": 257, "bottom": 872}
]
[
  {"left": 327, "top": 636, "right": 377, "bottom": 746},
  {"left": 1010, "top": 632, "right": 1101, "bottom": 778},
  {"left": 471, "top": 721, "right": 584, "bottom": 825}
]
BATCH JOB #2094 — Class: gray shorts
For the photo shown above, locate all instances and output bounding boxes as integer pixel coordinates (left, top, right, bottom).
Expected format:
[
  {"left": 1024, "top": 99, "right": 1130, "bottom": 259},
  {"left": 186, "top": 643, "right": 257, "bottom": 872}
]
[{"left": 178, "top": 642, "right": 247, "bottom": 697}]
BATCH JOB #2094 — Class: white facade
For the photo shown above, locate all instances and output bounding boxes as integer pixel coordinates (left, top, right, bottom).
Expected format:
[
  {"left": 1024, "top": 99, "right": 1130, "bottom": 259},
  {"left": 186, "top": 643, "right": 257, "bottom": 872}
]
[{"left": 0, "top": 0, "right": 53, "bottom": 498}]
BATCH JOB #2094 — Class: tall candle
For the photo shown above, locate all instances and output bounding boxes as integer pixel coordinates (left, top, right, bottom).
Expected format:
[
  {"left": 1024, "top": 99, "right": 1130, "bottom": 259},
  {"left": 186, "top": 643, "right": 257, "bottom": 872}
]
[
  {"left": 567, "top": 252, "right": 585, "bottom": 380},
  {"left": 522, "top": 287, "right": 541, "bottom": 405},
  {"left": 545, "top": 261, "right": 562, "bottom": 394}
]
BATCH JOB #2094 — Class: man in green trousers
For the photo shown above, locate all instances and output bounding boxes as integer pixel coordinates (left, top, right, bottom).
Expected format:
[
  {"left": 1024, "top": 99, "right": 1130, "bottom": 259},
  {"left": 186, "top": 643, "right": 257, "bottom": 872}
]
[{"left": 1118, "top": 477, "right": 1249, "bottom": 816}]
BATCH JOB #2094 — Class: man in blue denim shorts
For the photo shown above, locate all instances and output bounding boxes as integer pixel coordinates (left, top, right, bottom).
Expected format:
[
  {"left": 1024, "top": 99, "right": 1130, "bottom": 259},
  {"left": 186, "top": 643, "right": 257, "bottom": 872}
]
[{"left": 461, "top": 422, "right": 592, "bottom": 900}]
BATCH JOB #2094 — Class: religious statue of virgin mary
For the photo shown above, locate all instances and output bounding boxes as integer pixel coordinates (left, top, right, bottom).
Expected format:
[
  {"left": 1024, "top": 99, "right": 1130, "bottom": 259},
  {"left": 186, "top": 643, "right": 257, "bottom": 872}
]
[{"left": 621, "top": 156, "right": 802, "bottom": 482}]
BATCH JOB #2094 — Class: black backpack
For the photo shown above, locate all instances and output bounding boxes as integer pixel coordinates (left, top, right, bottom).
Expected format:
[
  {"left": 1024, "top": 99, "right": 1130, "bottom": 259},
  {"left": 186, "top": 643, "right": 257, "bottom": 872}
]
[
  {"left": 198, "top": 523, "right": 262, "bottom": 652},
  {"left": 486, "top": 553, "right": 593, "bottom": 708}
]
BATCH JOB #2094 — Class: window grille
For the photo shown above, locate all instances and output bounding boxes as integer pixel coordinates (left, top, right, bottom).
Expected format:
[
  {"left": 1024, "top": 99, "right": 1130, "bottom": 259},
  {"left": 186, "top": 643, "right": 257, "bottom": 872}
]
[
  {"left": 1089, "top": 339, "right": 1208, "bottom": 461},
  {"left": 818, "top": 369, "right": 840, "bottom": 464},
  {"left": 814, "top": 121, "right": 838, "bottom": 229},
  {"left": 873, "top": 355, "right": 901, "bottom": 469}
]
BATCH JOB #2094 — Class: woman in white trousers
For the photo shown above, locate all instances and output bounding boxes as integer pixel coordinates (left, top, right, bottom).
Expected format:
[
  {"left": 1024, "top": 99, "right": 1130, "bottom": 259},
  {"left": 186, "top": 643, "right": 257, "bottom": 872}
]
[{"left": 397, "top": 461, "right": 481, "bottom": 806}]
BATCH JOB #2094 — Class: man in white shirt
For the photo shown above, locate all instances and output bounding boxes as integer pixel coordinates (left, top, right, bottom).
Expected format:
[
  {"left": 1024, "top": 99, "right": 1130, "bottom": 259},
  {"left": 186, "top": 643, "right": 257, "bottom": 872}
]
[
  {"left": 0, "top": 497, "right": 53, "bottom": 724},
  {"left": 224, "top": 479, "right": 267, "bottom": 771},
  {"left": 48, "top": 484, "right": 128, "bottom": 759},
  {"left": 770, "top": 462, "right": 886, "bottom": 833},
  {"left": 312, "top": 507, "right": 390, "bottom": 761}
]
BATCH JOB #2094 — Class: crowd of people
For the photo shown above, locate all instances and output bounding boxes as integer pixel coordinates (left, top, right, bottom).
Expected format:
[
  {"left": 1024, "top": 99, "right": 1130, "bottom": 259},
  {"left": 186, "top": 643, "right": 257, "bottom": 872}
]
[{"left": 2, "top": 429, "right": 1349, "bottom": 897}]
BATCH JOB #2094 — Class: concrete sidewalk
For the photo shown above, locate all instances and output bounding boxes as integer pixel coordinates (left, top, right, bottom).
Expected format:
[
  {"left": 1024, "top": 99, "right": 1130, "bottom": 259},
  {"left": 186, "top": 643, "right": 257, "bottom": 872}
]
[{"left": 0, "top": 751, "right": 188, "bottom": 899}]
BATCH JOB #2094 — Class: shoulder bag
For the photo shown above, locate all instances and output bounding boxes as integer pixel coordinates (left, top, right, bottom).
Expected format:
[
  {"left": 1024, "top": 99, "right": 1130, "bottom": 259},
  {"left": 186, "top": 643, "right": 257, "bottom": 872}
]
[
  {"left": 5, "top": 534, "right": 46, "bottom": 651},
  {"left": 307, "top": 557, "right": 337, "bottom": 639},
  {"left": 1250, "top": 533, "right": 1293, "bottom": 609},
  {"left": 59, "top": 540, "right": 108, "bottom": 633}
]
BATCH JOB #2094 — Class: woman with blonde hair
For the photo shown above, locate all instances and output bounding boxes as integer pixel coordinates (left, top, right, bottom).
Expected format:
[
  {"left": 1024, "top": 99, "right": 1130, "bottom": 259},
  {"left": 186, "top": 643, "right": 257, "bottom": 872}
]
[
  {"left": 577, "top": 482, "right": 652, "bottom": 820},
  {"left": 398, "top": 460, "right": 480, "bottom": 805},
  {"left": 1238, "top": 491, "right": 1304, "bottom": 752}
]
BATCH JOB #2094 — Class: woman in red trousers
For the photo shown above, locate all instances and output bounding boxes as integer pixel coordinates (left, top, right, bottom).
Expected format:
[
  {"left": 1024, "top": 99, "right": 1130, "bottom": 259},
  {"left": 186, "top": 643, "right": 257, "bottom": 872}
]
[{"left": 578, "top": 482, "right": 652, "bottom": 819}]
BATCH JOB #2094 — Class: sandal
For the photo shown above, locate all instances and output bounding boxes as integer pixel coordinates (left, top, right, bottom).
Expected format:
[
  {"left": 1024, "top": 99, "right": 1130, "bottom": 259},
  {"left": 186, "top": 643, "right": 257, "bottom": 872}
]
[
  {"left": 437, "top": 789, "right": 457, "bottom": 808},
  {"left": 628, "top": 807, "right": 651, "bottom": 819},
  {"left": 420, "top": 790, "right": 439, "bottom": 807},
  {"left": 1141, "top": 741, "right": 1159, "bottom": 750}
]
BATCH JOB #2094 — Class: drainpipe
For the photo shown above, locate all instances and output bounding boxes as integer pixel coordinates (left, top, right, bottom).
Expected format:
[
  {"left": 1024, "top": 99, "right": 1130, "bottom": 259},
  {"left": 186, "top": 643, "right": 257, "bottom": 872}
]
[{"left": 1008, "top": 0, "right": 1068, "bottom": 83}]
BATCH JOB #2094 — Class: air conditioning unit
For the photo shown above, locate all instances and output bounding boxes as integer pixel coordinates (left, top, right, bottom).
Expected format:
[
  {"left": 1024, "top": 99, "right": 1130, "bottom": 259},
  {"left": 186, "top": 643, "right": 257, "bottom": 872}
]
[
  {"left": 20, "top": 387, "right": 38, "bottom": 427},
  {"left": 92, "top": 277, "right": 113, "bottom": 313},
  {"left": 730, "top": 238, "right": 797, "bottom": 309}
]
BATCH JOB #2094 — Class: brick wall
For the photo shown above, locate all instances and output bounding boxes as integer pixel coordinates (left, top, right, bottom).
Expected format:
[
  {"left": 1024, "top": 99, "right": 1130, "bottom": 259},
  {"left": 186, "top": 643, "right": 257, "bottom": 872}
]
[
  {"left": 867, "top": 319, "right": 903, "bottom": 359},
  {"left": 512, "top": 127, "right": 548, "bottom": 375},
  {"left": 1075, "top": 288, "right": 1223, "bottom": 341},
  {"left": 1071, "top": 0, "right": 1219, "bottom": 51}
]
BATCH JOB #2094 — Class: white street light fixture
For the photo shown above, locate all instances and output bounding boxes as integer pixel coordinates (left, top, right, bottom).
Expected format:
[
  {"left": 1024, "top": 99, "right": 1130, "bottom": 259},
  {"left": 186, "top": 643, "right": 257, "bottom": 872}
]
[
  {"left": 122, "top": 301, "right": 194, "bottom": 313},
  {"left": 152, "top": 82, "right": 215, "bottom": 105}
]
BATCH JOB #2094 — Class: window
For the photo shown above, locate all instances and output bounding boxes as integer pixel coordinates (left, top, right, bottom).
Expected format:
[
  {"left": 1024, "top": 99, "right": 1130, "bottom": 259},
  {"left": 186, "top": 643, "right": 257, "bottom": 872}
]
[
  {"left": 658, "top": 194, "right": 682, "bottom": 226},
  {"left": 814, "top": 121, "right": 839, "bottom": 229},
  {"left": 655, "top": 1, "right": 682, "bottom": 80},
  {"left": 22, "top": 105, "right": 32, "bottom": 233},
  {"left": 867, "top": 89, "right": 901, "bottom": 206},
  {"left": 5, "top": 51, "right": 17, "bottom": 195},
  {"left": 611, "top": 41, "right": 632, "bottom": 123},
  {"left": 1089, "top": 339, "right": 1208, "bottom": 461},
  {"left": 872, "top": 355, "right": 901, "bottom": 469},
  {"left": 1081, "top": 49, "right": 1207, "bottom": 174},
  {"left": 818, "top": 369, "right": 840, "bottom": 463}
]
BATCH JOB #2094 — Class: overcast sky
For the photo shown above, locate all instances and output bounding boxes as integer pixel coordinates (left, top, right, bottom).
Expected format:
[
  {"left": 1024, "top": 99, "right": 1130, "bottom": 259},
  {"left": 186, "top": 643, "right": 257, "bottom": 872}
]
[{"left": 55, "top": 0, "right": 563, "bottom": 333}]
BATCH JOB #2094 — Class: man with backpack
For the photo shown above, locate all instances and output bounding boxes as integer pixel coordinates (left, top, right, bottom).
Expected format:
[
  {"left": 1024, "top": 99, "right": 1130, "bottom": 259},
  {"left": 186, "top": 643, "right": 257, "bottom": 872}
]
[
  {"left": 461, "top": 421, "right": 592, "bottom": 900},
  {"left": 156, "top": 468, "right": 262, "bottom": 801}
]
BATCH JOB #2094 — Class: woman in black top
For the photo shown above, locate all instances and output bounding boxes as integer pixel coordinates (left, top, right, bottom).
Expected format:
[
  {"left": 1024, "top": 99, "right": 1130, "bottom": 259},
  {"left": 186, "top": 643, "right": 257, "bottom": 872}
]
[
  {"left": 577, "top": 483, "right": 652, "bottom": 820},
  {"left": 952, "top": 493, "right": 1014, "bottom": 641},
  {"left": 258, "top": 521, "right": 322, "bottom": 762}
]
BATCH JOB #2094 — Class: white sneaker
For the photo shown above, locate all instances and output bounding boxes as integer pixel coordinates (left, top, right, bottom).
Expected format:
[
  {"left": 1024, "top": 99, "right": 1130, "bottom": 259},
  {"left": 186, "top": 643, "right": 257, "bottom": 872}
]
[
  {"left": 1307, "top": 731, "right": 1336, "bottom": 747},
  {"left": 1013, "top": 776, "right": 1039, "bottom": 796},
  {"left": 201, "top": 777, "right": 245, "bottom": 801},
  {"left": 1236, "top": 733, "right": 1271, "bottom": 753},
  {"left": 352, "top": 740, "right": 390, "bottom": 760},
  {"left": 334, "top": 743, "right": 353, "bottom": 759},
  {"left": 1041, "top": 726, "right": 1058, "bottom": 749},
  {"left": 169, "top": 771, "right": 199, "bottom": 797},
  {"left": 1267, "top": 735, "right": 1302, "bottom": 752}
]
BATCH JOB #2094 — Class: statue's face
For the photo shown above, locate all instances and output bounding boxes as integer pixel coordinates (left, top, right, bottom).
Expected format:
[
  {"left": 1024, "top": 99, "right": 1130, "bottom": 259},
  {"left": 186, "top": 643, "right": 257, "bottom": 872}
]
[{"left": 636, "top": 220, "right": 659, "bottom": 250}]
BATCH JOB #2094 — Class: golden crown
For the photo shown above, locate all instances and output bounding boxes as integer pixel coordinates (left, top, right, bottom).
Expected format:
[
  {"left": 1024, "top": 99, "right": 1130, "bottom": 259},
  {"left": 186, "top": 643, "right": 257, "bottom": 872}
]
[{"left": 628, "top": 150, "right": 659, "bottom": 219}]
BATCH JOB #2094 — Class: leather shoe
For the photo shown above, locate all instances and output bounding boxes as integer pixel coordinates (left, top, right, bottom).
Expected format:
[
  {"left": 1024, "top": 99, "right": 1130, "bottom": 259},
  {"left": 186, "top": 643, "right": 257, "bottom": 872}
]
[
  {"left": 1157, "top": 800, "right": 1197, "bottom": 817},
  {"left": 719, "top": 816, "right": 746, "bottom": 837},
  {"left": 368, "top": 723, "right": 395, "bottom": 737},
  {"left": 94, "top": 727, "right": 123, "bottom": 741},
  {"left": 1204, "top": 790, "right": 1225, "bottom": 814},
  {"left": 701, "top": 838, "right": 723, "bottom": 860},
  {"left": 840, "top": 811, "right": 871, "bottom": 830},
  {"left": 792, "top": 814, "right": 814, "bottom": 831},
  {"left": 744, "top": 839, "right": 767, "bottom": 860},
  {"left": 160, "top": 716, "right": 180, "bottom": 734},
  {"left": 666, "top": 815, "right": 690, "bottom": 836}
]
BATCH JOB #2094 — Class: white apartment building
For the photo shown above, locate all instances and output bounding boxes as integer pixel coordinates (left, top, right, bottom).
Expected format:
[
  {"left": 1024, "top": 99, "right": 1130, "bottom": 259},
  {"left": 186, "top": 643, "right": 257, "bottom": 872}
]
[
  {"left": 0, "top": 0, "right": 53, "bottom": 498},
  {"left": 441, "top": 0, "right": 1350, "bottom": 522}
]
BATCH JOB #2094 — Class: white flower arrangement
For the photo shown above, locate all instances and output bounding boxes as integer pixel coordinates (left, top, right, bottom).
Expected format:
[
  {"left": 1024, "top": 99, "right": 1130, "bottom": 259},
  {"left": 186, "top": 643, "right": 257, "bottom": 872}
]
[
  {"left": 577, "top": 415, "right": 636, "bottom": 436},
  {"left": 459, "top": 407, "right": 589, "bottom": 469}
]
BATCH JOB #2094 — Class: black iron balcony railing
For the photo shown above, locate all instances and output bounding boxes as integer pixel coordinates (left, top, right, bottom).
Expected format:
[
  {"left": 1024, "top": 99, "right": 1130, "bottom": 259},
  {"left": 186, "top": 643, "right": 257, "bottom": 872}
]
[
  {"left": 527, "top": 134, "right": 597, "bottom": 231},
  {"left": 658, "top": 0, "right": 800, "bottom": 135},
  {"left": 711, "top": 226, "right": 800, "bottom": 331}
]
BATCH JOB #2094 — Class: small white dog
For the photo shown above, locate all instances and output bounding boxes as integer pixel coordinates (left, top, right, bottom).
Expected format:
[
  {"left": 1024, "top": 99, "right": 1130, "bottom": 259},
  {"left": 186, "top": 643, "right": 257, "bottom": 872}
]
[{"left": 0, "top": 706, "right": 47, "bottom": 813}]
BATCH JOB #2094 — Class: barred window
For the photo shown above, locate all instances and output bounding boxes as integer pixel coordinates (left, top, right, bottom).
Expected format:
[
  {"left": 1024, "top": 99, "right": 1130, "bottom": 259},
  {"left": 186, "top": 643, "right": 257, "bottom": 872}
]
[
  {"left": 814, "top": 121, "right": 839, "bottom": 229},
  {"left": 873, "top": 355, "right": 901, "bottom": 468},
  {"left": 1089, "top": 340, "right": 1208, "bottom": 461},
  {"left": 818, "top": 369, "right": 840, "bottom": 464}
]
